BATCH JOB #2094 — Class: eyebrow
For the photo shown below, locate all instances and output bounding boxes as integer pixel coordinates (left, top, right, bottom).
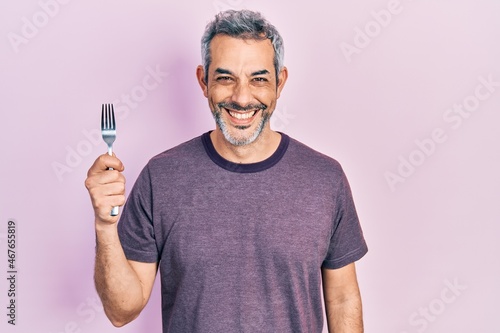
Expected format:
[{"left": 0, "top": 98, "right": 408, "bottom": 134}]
[
  {"left": 215, "top": 68, "right": 233, "bottom": 75},
  {"left": 214, "top": 68, "right": 270, "bottom": 76},
  {"left": 251, "top": 69, "right": 270, "bottom": 76}
]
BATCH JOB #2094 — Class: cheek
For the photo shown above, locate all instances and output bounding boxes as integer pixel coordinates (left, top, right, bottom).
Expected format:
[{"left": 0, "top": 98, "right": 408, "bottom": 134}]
[
  {"left": 255, "top": 89, "right": 277, "bottom": 107},
  {"left": 206, "top": 90, "right": 226, "bottom": 109},
  {"left": 208, "top": 85, "right": 234, "bottom": 99}
]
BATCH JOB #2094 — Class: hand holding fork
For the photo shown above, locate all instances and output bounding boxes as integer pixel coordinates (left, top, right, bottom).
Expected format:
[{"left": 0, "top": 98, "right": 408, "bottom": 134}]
[{"left": 85, "top": 104, "right": 125, "bottom": 224}]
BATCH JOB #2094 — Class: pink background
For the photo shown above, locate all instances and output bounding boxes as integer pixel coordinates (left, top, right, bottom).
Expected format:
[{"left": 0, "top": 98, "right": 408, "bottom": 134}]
[{"left": 1, "top": 0, "right": 499, "bottom": 332}]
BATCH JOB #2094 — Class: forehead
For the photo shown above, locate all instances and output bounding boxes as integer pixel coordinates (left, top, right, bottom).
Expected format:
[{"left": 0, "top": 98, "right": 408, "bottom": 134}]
[{"left": 209, "top": 35, "right": 274, "bottom": 71}]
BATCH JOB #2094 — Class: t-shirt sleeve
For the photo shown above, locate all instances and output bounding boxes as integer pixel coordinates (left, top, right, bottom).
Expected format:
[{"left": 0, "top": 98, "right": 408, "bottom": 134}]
[
  {"left": 322, "top": 169, "right": 368, "bottom": 269},
  {"left": 117, "top": 164, "right": 159, "bottom": 263}
]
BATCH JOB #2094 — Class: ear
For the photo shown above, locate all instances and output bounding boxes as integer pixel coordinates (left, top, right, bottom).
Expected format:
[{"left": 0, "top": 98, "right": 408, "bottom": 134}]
[
  {"left": 276, "top": 66, "right": 288, "bottom": 99},
  {"left": 196, "top": 65, "right": 208, "bottom": 98}
]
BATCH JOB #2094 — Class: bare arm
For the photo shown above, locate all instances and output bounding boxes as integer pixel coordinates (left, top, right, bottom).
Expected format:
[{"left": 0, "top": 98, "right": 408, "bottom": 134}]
[
  {"left": 86, "top": 154, "right": 157, "bottom": 327},
  {"left": 94, "top": 225, "right": 157, "bottom": 326},
  {"left": 322, "top": 263, "right": 364, "bottom": 333}
]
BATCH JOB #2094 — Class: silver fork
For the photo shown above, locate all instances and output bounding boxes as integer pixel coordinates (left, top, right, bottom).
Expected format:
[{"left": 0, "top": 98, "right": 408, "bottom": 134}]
[{"left": 101, "top": 104, "right": 119, "bottom": 216}]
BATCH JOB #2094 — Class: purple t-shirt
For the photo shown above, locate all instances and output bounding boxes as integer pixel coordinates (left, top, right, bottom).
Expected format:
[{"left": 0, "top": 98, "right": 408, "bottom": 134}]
[{"left": 118, "top": 132, "right": 367, "bottom": 333}]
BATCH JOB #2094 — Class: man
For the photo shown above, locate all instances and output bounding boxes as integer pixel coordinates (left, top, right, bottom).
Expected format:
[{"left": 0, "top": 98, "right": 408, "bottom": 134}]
[{"left": 85, "top": 9, "right": 367, "bottom": 333}]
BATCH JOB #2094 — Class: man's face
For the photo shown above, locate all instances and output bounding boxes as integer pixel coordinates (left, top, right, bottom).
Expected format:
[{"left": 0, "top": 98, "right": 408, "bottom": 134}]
[{"left": 197, "top": 35, "right": 287, "bottom": 146}]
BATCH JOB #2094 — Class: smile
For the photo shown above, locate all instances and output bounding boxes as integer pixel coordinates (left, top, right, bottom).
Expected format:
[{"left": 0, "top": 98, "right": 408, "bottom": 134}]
[{"left": 226, "top": 109, "right": 258, "bottom": 120}]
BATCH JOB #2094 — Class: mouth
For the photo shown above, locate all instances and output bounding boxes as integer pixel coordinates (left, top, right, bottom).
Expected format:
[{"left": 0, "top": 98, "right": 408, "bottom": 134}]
[
  {"left": 226, "top": 109, "right": 258, "bottom": 119},
  {"left": 224, "top": 108, "right": 260, "bottom": 123}
]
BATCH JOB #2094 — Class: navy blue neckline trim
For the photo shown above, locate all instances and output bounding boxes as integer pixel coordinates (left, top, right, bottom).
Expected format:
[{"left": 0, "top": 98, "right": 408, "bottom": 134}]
[{"left": 201, "top": 131, "right": 289, "bottom": 173}]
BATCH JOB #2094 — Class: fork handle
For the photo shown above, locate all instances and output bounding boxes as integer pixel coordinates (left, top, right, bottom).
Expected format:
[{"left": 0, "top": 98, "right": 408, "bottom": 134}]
[{"left": 107, "top": 147, "right": 119, "bottom": 216}]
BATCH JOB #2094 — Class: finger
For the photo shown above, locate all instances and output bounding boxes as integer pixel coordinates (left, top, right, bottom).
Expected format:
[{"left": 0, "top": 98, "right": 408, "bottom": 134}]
[
  {"left": 95, "top": 170, "right": 125, "bottom": 186},
  {"left": 91, "top": 193, "right": 126, "bottom": 223},
  {"left": 88, "top": 154, "right": 125, "bottom": 175},
  {"left": 95, "top": 196, "right": 125, "bottom": 224},
  {"left": 93, "top": 194, "right": 125, "bottom": 211},
  {"left": 85, "top": 170, "right": 125, "bottom": 191},
  {"left": 98, "top": 194, "right": 126, "bottom": 209},
  {"left": 100, "top": 181, "right": 126, "bottom": 197},
  {"left": 88, "top": 182, "right": 126, "bottom": 202},
  {"left": 97, "top": 153, "right": 124, "bottom": 171}
]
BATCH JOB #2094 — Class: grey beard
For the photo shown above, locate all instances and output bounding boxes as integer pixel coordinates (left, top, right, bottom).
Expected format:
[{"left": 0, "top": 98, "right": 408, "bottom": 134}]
[{"left": 213, "top": 109, "right": 271, "bottom": 146}]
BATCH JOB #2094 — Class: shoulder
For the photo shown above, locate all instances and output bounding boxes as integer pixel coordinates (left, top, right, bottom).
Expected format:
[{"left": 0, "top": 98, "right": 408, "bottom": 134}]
[
  {"left": 152, "top": 135, "right": 204, "bottom": 160},
  {"left": 127, "top": 135, "right": 207, "bottom": 194},
  {"left": 285, "top": 136, "right": 344, "bottom": 176},
  {"left": 146, "top": 135, "right": 205, "bottom": 171}
]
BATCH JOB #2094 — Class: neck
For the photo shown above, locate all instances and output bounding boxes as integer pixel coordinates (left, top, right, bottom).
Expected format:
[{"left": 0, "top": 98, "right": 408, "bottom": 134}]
[{"left": 210, "top": 128, "right": 281, "bottom": 164}]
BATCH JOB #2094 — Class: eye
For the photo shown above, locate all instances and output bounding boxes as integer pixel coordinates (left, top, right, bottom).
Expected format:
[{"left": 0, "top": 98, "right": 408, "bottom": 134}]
[
  {"left": 253, "top": 77, "right": 268, "bottom": 82},
  {"left": 216, "top": 76, "right": 233, "bottom": 82}
]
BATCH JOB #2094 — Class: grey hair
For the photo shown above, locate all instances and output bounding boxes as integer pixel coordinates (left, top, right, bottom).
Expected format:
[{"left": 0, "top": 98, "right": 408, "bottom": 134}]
[{"left": 201, "top": 10, "right": 285, "bottom": 83}]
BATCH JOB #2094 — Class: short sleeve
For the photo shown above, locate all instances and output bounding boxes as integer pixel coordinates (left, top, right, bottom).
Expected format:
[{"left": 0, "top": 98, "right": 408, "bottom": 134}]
[
  {"left": 117, "top": 164, "right": 158, "bottom": 263},
  {"left": 322, "top": 170, "right": 368, "bottom": 269}
]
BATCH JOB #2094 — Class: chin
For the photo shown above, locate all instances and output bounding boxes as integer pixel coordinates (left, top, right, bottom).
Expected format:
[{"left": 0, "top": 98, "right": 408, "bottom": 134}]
[
  {"left": 223, "top": 118, "right": 268, "bottom": 146},
  {"left": 213, "top": 108, "right": 271, "bottom": 146},
  {"left": 223, "top": 128, "right": 261, "bottom": 146}
]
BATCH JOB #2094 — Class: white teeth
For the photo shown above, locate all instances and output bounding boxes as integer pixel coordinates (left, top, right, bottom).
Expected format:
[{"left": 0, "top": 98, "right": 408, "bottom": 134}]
[{"left": 228, "top": 110, "right": 256, "bottom": 119}]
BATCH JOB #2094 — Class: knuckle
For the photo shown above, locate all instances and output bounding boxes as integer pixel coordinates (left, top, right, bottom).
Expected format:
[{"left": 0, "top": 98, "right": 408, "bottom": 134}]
[
  {"left": 95, "top": 202, "right": 109, "bottom": 214},
  {"left": 108, "top": 171, "right": 120, "bottom": 182},
  {"left": 96, "top": 155, "right": 106, "bottom": 165},
  {"left": 97, "top": 154, "right": 110, "bottom": 167},
  {"left": 117, "top": 195, "right": 126, "bottom": 206},
  {"left": 117, "top": 182, "right": 126, "bottom": 193},
  {"left": 88, "top": 187, "right": 98, "bottom": 198},
  {"left": 84, "top": 177, "right": 91, "bottom": 189},
  {"left": 89, "top": 189, "right": 105, "bottom": 204}
]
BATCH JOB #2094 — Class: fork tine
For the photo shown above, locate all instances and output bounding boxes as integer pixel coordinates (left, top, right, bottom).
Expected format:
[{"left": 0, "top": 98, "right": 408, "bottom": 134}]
[
  {"left": 106, "top": 104, "right": 110, "bottom": 129},
  {"left": 106, "top": 104, "right": 111, "bottom": 129},
  {"left": 110, "top": 104, "right": 115, "bottom": 130},
  {"left": 104, "top": 104, "right": 108, "bottom": 129},
  {"left": 101, "top": 104, "right": 105, "bottom": 129}
]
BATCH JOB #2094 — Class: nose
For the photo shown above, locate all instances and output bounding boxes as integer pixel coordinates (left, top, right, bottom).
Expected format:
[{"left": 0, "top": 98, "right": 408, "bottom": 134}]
[{"left": 231, "top": 81, "right": 253, "bottom": 108}]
